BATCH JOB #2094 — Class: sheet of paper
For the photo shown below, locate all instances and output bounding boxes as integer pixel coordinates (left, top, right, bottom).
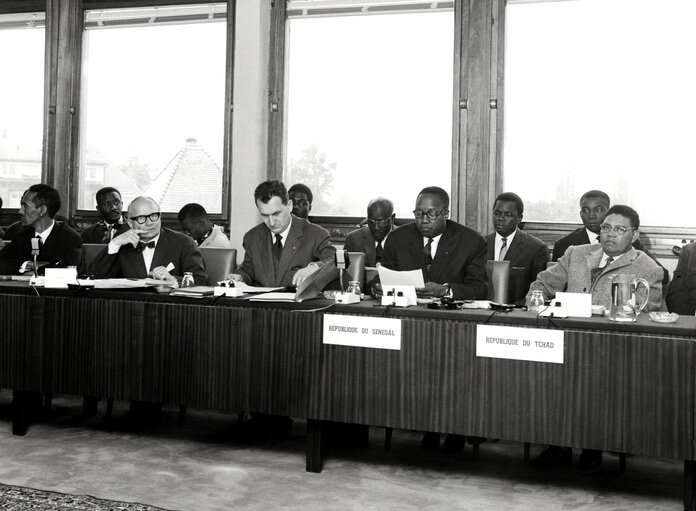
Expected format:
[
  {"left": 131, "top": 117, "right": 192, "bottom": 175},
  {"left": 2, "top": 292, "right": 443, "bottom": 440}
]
[
  {"left": 378, "top": 266, "right": 425, "bottom": 287},
  {"left": 248, "top": 292, "right": 297, "bottom": 302},
  {"left": 228, "top": 282, "right": 284, "bottom": 293},
  {"left": 88, "top": 278, "right": 170, "bottom": 289}
]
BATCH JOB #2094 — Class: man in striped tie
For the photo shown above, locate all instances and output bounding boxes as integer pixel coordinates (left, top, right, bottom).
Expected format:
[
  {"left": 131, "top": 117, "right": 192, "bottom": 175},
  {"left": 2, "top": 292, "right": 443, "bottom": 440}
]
[
  {"left": 528, "top": 204, "right": 663, "bottom": 470},
  {"left": 527, "top": 204, "right": 662, "bottom": 311}
]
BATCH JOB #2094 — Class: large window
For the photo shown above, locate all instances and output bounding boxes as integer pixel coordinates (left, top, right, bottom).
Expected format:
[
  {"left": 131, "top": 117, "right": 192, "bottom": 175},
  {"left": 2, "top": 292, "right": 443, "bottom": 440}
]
[
  {"left": 504, "top": 0, "right": 696, "bottom": 227},
  {"left": 0, "top": 12, "right": 45, "bottom": 209},
  {"left": 79, "top": 4, "right": 227, "bottom": 213},
  {"left": 283, "top": 2, "right": 454, "bottom": 217}
]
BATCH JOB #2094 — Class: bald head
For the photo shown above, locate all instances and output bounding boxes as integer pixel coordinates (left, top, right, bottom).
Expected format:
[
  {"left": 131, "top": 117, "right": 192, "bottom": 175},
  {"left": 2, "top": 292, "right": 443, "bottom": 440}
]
[
  {"left": 367, "top": 197, "right": 394, "bottom": 218},
  {"left": 366, "top": 197, "right": 395, "bottom": 242},
  {"left": 126, "top": 196, "right": 162, "bottom": 241}
]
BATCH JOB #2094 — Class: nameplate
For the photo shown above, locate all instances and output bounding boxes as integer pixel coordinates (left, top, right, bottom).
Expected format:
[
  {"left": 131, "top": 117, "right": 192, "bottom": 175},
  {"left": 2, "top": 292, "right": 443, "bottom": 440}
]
[
  {"left": 44, "top": 267, "right": 78, "bottom": 289},
  {"left": 476, "top": 324, "right": 564, "bottom": 364},
  {"left": 323, "top": 314, "right": 401, "bottom": 350}
]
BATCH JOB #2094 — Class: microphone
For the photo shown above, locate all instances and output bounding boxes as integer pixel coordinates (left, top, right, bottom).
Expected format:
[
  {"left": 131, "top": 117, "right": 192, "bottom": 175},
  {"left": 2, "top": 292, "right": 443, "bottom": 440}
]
[
  {"left": 31, "top": 237, "right": 40, "bottom": 277},
  {"left": 334, "top": 250, "right": 351, "bottom": 292},
  {"left": 31, "top": 237, "right": 40, "bottom": 256}
]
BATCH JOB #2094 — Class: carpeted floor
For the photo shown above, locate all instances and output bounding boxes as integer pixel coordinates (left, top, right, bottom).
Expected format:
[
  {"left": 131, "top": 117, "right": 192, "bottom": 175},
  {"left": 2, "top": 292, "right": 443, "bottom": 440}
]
[
  {"left": 0, "top": 391, "right": 685, "bottom": 510},
  {"left": 0, "top": 483, "right": 173, "bottom": 511}
]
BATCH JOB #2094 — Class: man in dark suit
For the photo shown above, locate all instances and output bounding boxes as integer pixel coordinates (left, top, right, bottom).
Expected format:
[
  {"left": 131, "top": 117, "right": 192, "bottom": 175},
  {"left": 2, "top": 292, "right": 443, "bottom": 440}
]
[
  {"left": 485, "top": 192, "right": 548, "bottom": 305},
  {"left": 288, "top": 183, "right": 313, "bottom": 220},
  {"left": 230, "top": 180, "right": 334, "bottom": 288},
  {"left": 382, "top": 186, "right": 488, "bottom": 300},
  {"left": 382, "top": 186, "right": 488, "bottom": 453},
  {"left": 0, "top": 184, "right": 82, "bottom": 275},
  {"left": 344, "top": 197, "right": 395, "bottom": 267},
  {"left": 666, "top": 241, "right": 696, "bottom": 315},
  {"left": 80, "top": 187, "right": 127, "bottom": 243},
  {"left": 93, "top": 196, "right": 208, "bottom": 285}
]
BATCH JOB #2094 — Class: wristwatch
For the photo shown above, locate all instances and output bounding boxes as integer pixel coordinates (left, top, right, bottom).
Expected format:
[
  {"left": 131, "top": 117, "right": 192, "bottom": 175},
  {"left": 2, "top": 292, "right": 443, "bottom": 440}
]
[{"left": 443, "top": 283, "right": 454, "bottom": 299}]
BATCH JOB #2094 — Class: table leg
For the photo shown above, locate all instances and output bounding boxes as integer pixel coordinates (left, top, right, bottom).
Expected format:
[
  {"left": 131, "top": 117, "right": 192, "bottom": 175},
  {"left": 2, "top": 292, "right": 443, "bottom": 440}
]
[
  {"left": 684, "top": 460, "right": 696, "bottom": 511},
  {"left": 306, "top": 419, "right": 323, "bottom": 473},
  {"left": 12, "top": 390, "right": 28, "bottom": 436}
]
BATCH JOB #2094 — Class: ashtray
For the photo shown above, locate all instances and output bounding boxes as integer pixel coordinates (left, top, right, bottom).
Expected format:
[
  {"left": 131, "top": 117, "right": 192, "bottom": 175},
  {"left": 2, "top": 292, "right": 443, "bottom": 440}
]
[{"left": 649, "top": 311, "right": 679, "bottom": 323}]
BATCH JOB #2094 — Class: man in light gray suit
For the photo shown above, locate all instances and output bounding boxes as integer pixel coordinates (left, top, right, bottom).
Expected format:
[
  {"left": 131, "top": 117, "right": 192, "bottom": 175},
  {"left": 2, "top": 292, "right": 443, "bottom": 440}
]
[
  {"left": 527, "top": 204, "right": 662, "bottom": 311},
  {"left": 527, "top": 204, "right": 663, "bottom": 470},
  {"left": 230, "top": 180, "right": 335, "bottom": 288}
]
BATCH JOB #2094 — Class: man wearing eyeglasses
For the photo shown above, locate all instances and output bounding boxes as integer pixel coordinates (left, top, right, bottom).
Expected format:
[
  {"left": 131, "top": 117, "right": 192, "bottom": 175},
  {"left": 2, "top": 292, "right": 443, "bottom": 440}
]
[
  {"left": 382, "top": 186, "right": 488, "bottom": 300},
  {"left": 344, "top": 197, "right": 395, "bottom": 267},
  {"left": 528, "top": 204, "right": 663, "bottom": 471},
  {"left": 80, "top": 187, "right": 128, "bottom": 243},
  {"left": 485, "top": 192, "right": 549, "bottom": 305},
  {"left": 528, "top": 204, "right": 662, "bottom": 311},
  {"left": 93, "top": 196, "right": 208, "bottom": 285},
  {"left": 552, "top": 189, "right": 656, "bottom": 261}
]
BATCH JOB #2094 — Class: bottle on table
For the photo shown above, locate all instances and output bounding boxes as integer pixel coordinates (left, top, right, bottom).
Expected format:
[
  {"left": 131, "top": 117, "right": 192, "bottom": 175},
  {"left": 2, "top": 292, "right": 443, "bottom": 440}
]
[
  {"left": 181, "top": 272, "right": 195, "bottom": 288},
  {"left": 529, "top": 290, "right": 544, "bottom": 313}
]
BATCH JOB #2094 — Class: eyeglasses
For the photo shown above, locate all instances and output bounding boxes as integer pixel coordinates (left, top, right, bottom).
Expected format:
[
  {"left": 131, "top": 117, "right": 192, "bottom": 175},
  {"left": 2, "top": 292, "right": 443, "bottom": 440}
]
[
  {"left": 413, "top": 209, "right": 447, "bottom": 220},
  {"left": 599, "top": 223, "right": 634, "bottom": 235},
  {"left": 367, "top": 217, "right": 392, "bottom": 227},
  {"left": 130, "top": 212, "right": 161, "bottom": 224}
]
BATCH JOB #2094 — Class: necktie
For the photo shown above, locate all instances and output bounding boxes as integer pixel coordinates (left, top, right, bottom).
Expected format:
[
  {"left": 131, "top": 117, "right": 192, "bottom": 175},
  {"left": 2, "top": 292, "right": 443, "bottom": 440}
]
[
  {"left": 135, "top": 240, "right": 155, "bottom": 253},
  {"left": 272, "top": 234, "right": 283, "bottom": 272},
  {"left": 375, "top": 241, "right": 384, "bottom": 263},
  {"left": 590, "top": 256, "right": 614, "bottom": 285},
  {"left": 423, "top": 238, "right": 433, "bottom": 281},
  {"left": 101, "top": 224, "right": 113, "bottom": 243},
  {"left": 499, "top": 237, "right": 508, "bottom": 260}
]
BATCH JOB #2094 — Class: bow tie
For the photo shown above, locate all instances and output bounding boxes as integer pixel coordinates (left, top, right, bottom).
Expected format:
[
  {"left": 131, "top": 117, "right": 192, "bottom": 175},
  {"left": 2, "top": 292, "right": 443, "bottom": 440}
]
[{"left": 135, "top": 240, "right": 156, "bottom": 252}]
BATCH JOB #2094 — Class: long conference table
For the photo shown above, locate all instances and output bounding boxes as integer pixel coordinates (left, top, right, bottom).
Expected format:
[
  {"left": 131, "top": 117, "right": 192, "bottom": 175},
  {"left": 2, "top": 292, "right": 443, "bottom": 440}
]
[{"left": 1, "top": 281, "right": 696, "bottom": 509}]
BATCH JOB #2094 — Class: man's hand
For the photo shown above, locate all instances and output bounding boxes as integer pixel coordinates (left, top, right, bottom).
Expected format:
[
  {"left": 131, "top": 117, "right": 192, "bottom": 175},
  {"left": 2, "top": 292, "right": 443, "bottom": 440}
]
[
  {"left": 292, "top": 263, "right": 319, "bottom": 287},
  {"left": 150, "top": 265, "right": 176, "bottom": 282},
  {"left": 112, "top": 229, "right": 147, "bottom": 249},
  {"left": 225, "top": 273, "right": 243, "bottom": 282},
  {"left": 416, "top": 282, "right": 449, "bottom": 298}
]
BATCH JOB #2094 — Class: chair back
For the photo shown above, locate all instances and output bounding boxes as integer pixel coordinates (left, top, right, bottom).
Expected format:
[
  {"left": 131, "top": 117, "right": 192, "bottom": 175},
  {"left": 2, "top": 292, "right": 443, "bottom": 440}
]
[
  {"left": 81, "top": 243, "right": 107, "bottom": 275},
  {"left": 199, "top": 247, "right": 237, "bottom": 284},
  {"left": 486, "top": 259, "right": 510, "bottom": 304},
  {"left": 346, "top": 252, "right": 366, "bottom": 288}
]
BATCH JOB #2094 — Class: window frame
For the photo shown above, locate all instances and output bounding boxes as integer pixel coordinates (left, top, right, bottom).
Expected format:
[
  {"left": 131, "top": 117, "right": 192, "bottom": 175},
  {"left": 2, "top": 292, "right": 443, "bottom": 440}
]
[
  {"left": 0, "top": 0, "right": 47, "bottom": 228},
  {"left": 268, "top": 0, "right": 504, "bottom": 238},
  {"left": 72, "top": 0, "right": 235, "bottom": 231}
]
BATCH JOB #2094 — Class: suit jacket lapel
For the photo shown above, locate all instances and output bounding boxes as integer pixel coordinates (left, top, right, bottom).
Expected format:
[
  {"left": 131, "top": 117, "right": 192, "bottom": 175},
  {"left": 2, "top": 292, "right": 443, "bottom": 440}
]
[
  {"left": 256, "top": 230, "right": 275, "bottom": 285},
  {"left": 122, "top": 245, "right": 148, "bottom": 277},
  {"left": 276, "top": 220, "right": 303, "bottom": 286},
  {"left": 430, "top": 226, "right": 456, "bottom": 283},
  {"left": 505, "top": 230, "right": 524, "bottom": 263},
  {"left": 151, "top": 229, "right": 170, "bottom": 271},
  {"left": 364, "top": 230, "right": 377, "bottom": 265}
]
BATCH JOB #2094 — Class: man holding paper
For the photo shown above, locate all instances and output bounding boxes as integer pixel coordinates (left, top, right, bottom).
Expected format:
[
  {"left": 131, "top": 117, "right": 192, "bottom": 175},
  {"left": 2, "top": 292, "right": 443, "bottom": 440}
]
[
  {"left": 93, "top": 196, "right": 208, "bottom": 285},
  {"left": 381, "top": 186, "right": 488, "bottom": 299},
  {"left": 228, "top": 180, "right": 335, "bottom": 288}
]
